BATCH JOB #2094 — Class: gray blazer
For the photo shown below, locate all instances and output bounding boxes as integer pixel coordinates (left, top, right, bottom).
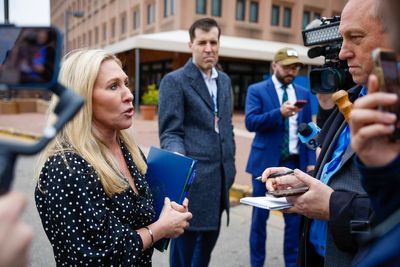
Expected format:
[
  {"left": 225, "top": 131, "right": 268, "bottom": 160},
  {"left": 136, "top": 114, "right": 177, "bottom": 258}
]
[{"left": 158, "top": 59, "right": 236, "bottom": 231}]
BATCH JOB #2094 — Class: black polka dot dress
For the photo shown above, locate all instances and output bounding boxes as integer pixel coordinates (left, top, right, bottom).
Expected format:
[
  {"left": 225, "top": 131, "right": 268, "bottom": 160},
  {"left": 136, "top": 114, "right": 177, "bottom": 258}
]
[{"left": 35, "top": 144, "right": 156, "bottom": 266}]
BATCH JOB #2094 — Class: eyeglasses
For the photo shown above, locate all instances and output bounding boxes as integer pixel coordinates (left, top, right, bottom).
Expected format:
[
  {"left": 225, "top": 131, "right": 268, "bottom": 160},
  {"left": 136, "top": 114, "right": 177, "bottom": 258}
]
[{"left": 278, "top": 64, "right": 301, "bottom": 72}]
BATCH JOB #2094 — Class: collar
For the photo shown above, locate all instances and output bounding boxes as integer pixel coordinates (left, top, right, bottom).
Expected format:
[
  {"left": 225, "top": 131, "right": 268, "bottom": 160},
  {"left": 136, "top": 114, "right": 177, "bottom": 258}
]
[
  {"left": 347, "top": 84, "right": 364, "bottom": 102},
  {"left": 359, "top": 86, "right": 367, "bottom": 97},
  {"left": 192, "top": 58, "right": 218, "bottom": 80},
  {"left": 272, "top": 74, "right": 291, "bottom": 89}
]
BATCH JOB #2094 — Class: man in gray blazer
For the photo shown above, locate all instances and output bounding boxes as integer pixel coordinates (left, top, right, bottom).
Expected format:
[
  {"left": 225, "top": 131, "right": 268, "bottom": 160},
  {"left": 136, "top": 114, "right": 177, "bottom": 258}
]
[{"left": 158, "top": 18, "right": 236, "bottom": 267}]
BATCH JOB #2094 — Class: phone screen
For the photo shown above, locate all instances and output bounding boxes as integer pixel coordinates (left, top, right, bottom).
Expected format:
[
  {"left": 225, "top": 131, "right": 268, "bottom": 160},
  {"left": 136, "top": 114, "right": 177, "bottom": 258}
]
[
  {"left": 294, "top": 100, "right": 308, "bottom": 108},
  {"left": 381, "top": 60, "right": 399, "bottom": 93}
]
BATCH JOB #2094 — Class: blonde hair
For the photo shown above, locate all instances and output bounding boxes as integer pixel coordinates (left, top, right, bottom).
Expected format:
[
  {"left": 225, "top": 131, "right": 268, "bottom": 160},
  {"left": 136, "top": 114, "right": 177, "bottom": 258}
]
[{"left": 36, "top": 49, "right": 147, "bottom": 196}]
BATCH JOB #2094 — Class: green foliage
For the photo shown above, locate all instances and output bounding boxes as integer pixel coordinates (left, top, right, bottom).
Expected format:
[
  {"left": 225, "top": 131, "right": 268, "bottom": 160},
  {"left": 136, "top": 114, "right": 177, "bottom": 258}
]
[{"left": 141, "top": 83, "right": 158, "bottom": 105}]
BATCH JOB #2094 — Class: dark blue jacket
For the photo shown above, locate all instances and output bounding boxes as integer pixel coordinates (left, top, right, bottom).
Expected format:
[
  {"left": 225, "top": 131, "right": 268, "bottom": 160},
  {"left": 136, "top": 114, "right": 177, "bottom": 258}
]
[{"left": 352, "top": 155, "right": 400, "bottom": 266}]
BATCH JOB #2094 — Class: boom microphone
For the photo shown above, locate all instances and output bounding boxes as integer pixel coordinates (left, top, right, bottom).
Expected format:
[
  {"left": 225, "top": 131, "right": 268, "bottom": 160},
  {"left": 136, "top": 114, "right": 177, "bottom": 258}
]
[{"left": 307, "top": 46, "right": 325, "bottom": 58}]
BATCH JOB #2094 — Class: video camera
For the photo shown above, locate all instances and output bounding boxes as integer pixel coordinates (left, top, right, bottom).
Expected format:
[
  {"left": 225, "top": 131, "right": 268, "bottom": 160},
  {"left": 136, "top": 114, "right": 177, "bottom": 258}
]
[{"left": 302, "top": 16, "right": 355, "bottom": 94}]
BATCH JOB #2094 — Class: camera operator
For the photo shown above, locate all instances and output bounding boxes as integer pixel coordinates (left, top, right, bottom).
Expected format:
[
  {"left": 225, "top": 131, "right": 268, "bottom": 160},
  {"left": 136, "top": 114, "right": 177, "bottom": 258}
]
[
  {"left": 0, "top": 192, "right": 33, "bottom": 267},
  {"left": 348, "top": 0, "right": 400, "bottom": 265},
  {"left": 262, "top": 0, "right": 391, "bottom": 266}
]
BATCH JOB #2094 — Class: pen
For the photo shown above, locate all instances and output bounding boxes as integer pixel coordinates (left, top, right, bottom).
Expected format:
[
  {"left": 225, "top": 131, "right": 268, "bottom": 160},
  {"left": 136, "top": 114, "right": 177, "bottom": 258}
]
[{"left": 255, "top": 170, "right": 294, "bottom": 182}]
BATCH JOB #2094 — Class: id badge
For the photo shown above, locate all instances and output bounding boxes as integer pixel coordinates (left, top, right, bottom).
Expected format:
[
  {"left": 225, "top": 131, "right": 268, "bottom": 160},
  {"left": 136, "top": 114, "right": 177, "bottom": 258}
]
[{"left": 214, "top": 114, "right": 219, "bottom": 134}]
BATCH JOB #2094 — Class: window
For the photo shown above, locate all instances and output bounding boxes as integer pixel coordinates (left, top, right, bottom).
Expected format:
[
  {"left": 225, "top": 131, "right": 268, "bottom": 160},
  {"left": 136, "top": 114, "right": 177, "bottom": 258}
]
[
  {"left": 88, "top": 30, "right": 92, "bottom": 46},
  {"left": 147, "top": 3, "right": 155, "bottom": 25},
  {"left": 271, "top": 5, "right": 280, "bottom": 26},
  {"left": 121, "top": 13, "right": 127, "bottom": 34},
  {"left": 212, "top": 0, "right": 221, "bottom": 17},
  {"left": 171, "top": 0, "right": 174, "bottom": 15},
  {"left": 303, "top": 10, "right": 321, "bottom": 29},
  {"left": 102, "top": 22, "right": 107, "bottom": 41},
  {"left": 133, "top": 10, "right": 140, "bottom": 29},
  {"left": 164, "top": 0, "right": 170, "bottom": 17},
  {"left": 95, "top": 27, "right": 99, "bottom": 44},
  {"left": 111, "top": 18, "right": 116, "bottom": 38},
  {"left": 196, "top": 0, "right": 206, "bottom": 14},
  {"left": 249, "top": 1, "right": 259, "bottom": 23},
  {"left": 283, "top": 7, "right": 291, "bottom": 28},
  {"left": 303, "top": 10, "right": 311, "bottom": 29},
  {"left": 236, "top": 0, "right": 245, "bottom": 21}
]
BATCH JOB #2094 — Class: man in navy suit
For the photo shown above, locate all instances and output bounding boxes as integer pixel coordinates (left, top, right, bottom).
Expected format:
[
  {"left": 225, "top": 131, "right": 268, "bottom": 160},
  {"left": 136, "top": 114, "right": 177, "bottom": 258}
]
[
  {"left": 158, "top": 18, "right": 236, "bottom": 267},
  {"left": 245, "top": 48, "right": 316, "bottom": 267}
]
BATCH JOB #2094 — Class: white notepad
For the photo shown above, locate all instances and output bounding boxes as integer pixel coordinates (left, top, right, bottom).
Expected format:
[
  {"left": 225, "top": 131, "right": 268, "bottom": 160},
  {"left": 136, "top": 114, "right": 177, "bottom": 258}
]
[{"left": 240, "top": 194, "right": 293, "bottom": 210}]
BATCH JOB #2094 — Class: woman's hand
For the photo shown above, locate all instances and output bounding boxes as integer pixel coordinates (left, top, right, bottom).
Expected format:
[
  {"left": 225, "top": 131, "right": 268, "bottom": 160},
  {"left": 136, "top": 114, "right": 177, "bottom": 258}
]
[{"left": 155, "top": 197, "right": 192, "bottom": 239}]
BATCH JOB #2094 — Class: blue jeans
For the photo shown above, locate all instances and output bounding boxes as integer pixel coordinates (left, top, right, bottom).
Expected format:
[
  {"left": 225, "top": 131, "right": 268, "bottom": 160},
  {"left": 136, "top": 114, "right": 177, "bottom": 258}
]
[{"left": 249, "top": 158, "right": 301, "bottom": 267}]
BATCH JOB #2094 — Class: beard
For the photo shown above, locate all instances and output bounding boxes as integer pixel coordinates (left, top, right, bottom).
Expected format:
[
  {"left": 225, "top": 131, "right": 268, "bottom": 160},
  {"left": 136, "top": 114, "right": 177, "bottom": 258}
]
[{"left": 275, "top": 73, "right": 295, "bottom": 85}]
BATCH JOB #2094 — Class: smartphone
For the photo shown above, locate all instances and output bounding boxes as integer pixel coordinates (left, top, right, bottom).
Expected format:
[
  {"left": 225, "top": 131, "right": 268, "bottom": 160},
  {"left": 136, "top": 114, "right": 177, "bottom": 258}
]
[
  {"left": 294, "top": 100, "right": 308, "bottom": 108},
  {"left": 267, "top": 186, "right": 309, "bottom": 197},
  {"left": 372, "top": 48, "right": 400, "bottom": 141}
]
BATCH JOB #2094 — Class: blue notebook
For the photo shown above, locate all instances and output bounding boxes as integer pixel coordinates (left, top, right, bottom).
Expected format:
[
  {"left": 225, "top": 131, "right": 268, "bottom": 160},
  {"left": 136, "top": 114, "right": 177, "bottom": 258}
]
[{"left": 146, "top": 146, "right": 197, "bottom": 252}]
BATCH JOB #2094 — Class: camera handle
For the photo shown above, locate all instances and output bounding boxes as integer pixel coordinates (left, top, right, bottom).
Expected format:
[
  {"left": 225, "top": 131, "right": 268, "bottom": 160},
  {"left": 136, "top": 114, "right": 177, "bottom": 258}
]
[
  {"left": 0, "top": 150, "right": 16, "bottom": 195},
  {"left": 332, "top": 90, "right": 353, "bottom": 122},
  {"left": 0, "top": 83, "right": 84, "bottom": 195}
]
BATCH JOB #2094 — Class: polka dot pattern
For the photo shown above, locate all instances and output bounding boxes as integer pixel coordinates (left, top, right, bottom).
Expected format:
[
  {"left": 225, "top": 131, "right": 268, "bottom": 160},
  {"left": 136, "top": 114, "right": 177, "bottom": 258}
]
[{"left": 35, "top": 144, "right": 155, "bottom": 266}]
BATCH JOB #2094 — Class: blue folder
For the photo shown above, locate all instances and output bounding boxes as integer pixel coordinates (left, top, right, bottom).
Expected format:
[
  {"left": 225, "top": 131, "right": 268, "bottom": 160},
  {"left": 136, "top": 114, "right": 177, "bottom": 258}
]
[{"left": 146, "top": 146, "right": 197, "bottom": 252}]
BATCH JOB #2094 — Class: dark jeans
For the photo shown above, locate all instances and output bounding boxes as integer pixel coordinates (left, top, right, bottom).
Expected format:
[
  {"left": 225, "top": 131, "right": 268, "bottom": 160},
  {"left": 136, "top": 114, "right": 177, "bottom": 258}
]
[
  {"left": 169, "top": 228, "right": 220, "bottom": 267},
  {"left": 249, "top": 157, "right": 301, "bottom": 267}
]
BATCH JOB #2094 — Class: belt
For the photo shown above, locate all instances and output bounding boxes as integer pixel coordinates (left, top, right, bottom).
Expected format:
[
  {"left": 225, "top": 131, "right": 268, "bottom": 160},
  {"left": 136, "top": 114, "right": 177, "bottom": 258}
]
[{"left": 281, "top": 154, "right": 299, "bottom": 162}]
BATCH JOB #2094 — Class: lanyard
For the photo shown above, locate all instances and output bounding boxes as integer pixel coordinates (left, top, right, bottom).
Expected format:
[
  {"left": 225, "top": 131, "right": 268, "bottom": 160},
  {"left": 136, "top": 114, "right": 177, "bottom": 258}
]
[{"left": 211, "top": 92, "right": 218, "bottom": 115}]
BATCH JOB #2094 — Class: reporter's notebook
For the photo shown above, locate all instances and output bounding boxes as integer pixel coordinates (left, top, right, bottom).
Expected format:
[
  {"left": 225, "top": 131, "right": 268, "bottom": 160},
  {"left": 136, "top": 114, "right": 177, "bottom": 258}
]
[
  {"left": 240, "top": 195, "right": 293, "bottom": 210},
  {"left": 146, "top": 146, "right": 197, "bottom": 252}
]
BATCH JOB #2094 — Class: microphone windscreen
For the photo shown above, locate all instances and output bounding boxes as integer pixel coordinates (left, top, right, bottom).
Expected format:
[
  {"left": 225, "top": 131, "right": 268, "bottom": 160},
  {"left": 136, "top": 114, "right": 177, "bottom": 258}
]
[{"left": 298, "top": 123, "right": 313, "bottom": 137}]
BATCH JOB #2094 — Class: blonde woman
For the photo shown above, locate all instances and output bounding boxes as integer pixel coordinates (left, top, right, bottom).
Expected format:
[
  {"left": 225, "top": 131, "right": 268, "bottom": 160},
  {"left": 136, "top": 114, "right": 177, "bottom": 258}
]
[{"left": 35, "top": 49, "right": 192, "bottom": 266}]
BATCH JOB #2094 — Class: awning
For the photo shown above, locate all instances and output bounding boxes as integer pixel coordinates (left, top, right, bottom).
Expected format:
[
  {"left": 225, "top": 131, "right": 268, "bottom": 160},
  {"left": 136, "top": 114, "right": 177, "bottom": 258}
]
[{"left": 104, "top": 30, "right": 323, "bottom": 65}]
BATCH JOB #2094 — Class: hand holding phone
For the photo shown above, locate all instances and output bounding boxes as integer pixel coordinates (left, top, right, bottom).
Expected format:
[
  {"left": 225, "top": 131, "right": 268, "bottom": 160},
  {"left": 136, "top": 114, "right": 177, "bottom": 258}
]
[
  {"left": 294, "top": 100, "right": 308, "bottom": 109},
  {"left": 372, "top": 48, "right": 400, "bottom": 141},
  {"left": 267, "top": 186, "right": 309, "bottom": 197}
]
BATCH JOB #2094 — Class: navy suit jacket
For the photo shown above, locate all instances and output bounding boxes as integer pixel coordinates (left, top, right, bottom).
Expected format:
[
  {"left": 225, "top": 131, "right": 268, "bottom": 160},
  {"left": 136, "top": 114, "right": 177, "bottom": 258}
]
[{"left": 245, "top": 78, "right": 316, "bottom": 176}]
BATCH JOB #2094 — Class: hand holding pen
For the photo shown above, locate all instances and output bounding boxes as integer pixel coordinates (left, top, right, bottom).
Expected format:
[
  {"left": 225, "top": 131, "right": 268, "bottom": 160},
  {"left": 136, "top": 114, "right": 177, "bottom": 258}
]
[
  {"left": 260, "top": 167, "right": 306, "bottom": 193},
  {"left": 255, "top": 168, "right": 308, "bottom": 197},
  {"left": 255, "top": 169, "right": 294, "bottom": 182}
]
